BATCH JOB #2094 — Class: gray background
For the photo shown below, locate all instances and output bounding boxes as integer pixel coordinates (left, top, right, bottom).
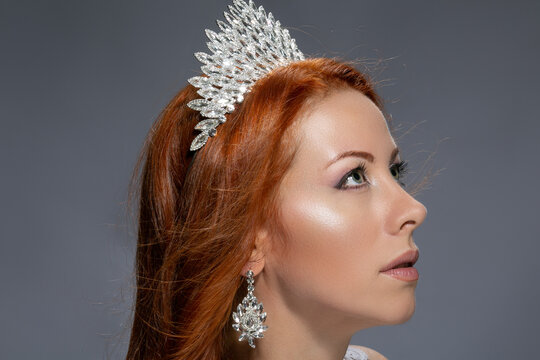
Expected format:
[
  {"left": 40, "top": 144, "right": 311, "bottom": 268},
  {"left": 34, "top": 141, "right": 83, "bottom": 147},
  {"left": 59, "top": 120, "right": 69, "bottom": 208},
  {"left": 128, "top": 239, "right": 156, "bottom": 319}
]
[{"left": 1, "top": 0, "right": 539, "bottom": 359}]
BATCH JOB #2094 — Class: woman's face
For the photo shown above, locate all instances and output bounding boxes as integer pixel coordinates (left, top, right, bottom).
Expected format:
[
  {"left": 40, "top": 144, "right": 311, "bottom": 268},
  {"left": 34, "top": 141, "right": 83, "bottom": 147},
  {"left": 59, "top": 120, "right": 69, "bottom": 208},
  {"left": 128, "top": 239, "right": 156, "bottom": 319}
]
[{"left": 265, "top": 88, "right": 427, "bottom": 330}]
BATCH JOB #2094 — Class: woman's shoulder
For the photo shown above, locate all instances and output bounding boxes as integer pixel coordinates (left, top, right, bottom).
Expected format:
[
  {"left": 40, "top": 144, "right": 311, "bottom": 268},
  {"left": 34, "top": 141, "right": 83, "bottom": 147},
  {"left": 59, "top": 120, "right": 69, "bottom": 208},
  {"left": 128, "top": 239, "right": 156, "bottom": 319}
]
[{"left": 348, "top": 344, "right": 388, "bottom": 360}]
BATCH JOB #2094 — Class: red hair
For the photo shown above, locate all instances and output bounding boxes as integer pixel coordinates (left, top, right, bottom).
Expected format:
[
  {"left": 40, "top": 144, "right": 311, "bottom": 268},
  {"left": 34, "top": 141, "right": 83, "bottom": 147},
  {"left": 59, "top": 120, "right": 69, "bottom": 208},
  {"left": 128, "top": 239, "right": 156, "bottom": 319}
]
[{"left": 126, "top": 58, "right": 383, "bottom": 360}]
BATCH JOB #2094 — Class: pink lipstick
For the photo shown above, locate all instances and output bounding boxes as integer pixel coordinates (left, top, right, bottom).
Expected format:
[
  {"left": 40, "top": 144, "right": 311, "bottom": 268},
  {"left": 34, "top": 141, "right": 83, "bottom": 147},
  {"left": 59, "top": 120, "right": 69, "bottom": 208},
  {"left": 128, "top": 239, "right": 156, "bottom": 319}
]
[{"left": 380, "top": 249, "right": 419, "bottom": 282}]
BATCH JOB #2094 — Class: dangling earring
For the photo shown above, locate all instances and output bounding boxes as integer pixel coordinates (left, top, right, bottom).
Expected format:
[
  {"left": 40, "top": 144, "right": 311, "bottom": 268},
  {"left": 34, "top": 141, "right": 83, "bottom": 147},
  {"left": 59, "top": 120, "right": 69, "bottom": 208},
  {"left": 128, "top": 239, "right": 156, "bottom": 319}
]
[{"left": 231, "top": 269, "right": 268, "bottom": 348}]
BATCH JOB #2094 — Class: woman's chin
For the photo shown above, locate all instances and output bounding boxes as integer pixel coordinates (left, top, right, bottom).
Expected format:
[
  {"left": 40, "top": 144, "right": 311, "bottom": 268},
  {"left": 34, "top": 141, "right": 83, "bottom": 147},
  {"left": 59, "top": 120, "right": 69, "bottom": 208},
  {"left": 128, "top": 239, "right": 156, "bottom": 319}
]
[{"left": 378, "top": 294, "right": 417, "bottom": 325}]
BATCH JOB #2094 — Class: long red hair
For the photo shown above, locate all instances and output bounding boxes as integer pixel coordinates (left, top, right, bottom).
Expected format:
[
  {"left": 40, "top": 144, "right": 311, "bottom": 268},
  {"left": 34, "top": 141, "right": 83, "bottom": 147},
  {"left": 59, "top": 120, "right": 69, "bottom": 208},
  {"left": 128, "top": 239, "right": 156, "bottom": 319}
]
[{"left": 126, "top": 58, "right": 383, "bottom": 360}]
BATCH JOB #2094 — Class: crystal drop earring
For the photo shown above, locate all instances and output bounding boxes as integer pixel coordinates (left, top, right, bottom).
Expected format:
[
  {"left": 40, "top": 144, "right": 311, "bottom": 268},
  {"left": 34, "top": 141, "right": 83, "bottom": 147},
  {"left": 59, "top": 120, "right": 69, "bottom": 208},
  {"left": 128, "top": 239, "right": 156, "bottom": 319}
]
[{"left": 231, "top": 269, "right": 268, "bottom": 348}]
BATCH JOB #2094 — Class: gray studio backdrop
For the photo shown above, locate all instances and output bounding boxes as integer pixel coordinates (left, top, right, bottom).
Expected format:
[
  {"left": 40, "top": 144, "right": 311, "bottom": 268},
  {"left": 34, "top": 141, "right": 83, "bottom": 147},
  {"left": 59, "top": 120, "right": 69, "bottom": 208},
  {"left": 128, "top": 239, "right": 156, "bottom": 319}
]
[{"left": 1, "top": 0, "right": 539, "bottom": 359}]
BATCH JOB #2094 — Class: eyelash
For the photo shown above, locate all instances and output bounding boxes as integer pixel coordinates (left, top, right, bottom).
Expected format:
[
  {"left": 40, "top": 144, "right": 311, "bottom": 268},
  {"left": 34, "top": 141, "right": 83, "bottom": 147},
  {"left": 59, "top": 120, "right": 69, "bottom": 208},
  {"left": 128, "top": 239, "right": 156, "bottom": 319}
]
[{"left": 336, "top": 160, "right": 409, "bottom": 190}]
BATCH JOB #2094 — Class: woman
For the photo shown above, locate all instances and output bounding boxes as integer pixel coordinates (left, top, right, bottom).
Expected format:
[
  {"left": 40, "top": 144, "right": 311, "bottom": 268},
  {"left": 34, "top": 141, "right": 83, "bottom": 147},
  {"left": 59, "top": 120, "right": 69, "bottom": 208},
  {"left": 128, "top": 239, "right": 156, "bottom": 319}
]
[{"left": 126, "top": 1, "right": 427, "bottom": 359}]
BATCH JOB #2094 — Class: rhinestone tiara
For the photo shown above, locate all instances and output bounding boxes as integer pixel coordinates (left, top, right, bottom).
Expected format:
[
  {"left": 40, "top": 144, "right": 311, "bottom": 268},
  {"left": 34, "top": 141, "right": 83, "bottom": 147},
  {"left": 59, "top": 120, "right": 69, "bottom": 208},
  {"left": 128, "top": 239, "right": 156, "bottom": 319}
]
[{"left": 186, "top": 0, "right": 305, "bottom": 152}]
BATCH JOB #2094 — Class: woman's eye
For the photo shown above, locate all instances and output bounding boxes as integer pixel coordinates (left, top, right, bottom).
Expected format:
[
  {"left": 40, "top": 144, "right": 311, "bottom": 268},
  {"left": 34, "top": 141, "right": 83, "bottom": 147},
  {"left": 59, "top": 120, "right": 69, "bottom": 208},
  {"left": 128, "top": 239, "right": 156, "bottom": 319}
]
[
  {"left": 390, "top": 160, "right": 409, "bottom": 186},
  {"left": 338, "top": 160, "right": 409, "bottom": 190},
  {"left": 337, "top": 164, "right": 368, "bottom": 190}
]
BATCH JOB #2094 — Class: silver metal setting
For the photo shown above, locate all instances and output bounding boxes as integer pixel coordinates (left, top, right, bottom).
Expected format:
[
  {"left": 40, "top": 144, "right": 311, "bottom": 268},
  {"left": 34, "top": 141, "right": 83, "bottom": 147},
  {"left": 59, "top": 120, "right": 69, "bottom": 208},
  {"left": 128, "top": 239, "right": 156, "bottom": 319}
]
[
  {"left": 231, "top": 270, "right": 268, "bottom": 348},
  {"left": 187, "top": 0, "right": 305, "bottom": 152}
]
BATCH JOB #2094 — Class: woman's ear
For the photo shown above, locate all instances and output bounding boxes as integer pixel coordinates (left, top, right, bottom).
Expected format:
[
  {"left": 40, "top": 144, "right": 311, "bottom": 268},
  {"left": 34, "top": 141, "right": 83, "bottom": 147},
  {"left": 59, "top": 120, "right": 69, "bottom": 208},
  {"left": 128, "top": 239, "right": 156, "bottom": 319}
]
[{"left": 241, "top": 228, "right": 270, "bottom": 276}]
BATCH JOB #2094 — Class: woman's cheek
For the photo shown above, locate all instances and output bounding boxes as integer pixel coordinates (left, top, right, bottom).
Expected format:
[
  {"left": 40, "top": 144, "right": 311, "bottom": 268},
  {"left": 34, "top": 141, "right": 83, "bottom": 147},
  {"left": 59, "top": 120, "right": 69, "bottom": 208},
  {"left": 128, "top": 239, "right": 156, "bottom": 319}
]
[
  {"left": 279, "top": 195, "right": 358, "bottom": 274},
  {"left": 281, "top": 191, "right": 347, "bottom": 240}
]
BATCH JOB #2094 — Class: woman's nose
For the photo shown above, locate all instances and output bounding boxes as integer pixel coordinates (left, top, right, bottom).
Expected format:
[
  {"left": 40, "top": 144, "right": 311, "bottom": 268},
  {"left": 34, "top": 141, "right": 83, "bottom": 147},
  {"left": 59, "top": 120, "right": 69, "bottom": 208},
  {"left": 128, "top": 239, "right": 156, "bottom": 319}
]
[
  {"left": 385, "top": 180, "right": 428, "bottom": 235},
  {"left": 399, "top": 195, "right": 427, "bottom": 233}
]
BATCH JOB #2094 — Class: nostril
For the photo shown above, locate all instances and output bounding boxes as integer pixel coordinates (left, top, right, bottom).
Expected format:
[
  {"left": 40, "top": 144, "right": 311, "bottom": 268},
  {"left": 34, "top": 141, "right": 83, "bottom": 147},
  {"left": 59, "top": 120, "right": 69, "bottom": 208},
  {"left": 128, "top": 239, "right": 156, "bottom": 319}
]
[{"left": 400, "top": 219, "right": 416, "bottom": 231}]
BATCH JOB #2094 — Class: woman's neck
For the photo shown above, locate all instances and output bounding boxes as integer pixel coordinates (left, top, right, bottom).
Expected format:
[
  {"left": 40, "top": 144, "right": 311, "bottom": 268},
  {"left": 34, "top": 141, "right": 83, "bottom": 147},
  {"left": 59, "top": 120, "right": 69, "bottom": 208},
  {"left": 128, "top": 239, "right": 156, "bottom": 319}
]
[{"left": 223, "top": 273, "right": 363, "bottom": 360}]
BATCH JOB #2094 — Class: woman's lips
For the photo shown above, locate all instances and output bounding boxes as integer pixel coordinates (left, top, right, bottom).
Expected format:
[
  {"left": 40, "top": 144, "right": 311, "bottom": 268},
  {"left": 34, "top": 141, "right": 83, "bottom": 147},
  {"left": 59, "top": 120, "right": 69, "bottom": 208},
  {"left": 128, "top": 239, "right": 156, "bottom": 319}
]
[
  {"left": 380, "top": 248, "right": 420, "bottom": 281},
  {"left": 380, "top": 267, "right": 419, "bottom": 281},
  {"left": 380, "top": 248, "right": 419, "bottom": 272}
]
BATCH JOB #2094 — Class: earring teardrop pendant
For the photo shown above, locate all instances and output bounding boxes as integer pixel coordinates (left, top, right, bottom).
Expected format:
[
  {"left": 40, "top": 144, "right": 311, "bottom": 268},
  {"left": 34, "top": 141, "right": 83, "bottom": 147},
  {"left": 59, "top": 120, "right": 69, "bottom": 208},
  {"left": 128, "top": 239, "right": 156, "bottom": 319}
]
[{"left": 231, "top": 270, "right": 268, "bottom": 348}]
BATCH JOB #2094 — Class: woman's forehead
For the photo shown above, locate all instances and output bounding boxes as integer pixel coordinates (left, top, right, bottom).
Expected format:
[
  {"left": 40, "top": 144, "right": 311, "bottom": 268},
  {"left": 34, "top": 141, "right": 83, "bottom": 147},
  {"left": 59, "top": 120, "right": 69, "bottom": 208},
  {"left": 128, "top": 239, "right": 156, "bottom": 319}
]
[{"left": 293, "top": 89, "right": 394, "bottom": 166}]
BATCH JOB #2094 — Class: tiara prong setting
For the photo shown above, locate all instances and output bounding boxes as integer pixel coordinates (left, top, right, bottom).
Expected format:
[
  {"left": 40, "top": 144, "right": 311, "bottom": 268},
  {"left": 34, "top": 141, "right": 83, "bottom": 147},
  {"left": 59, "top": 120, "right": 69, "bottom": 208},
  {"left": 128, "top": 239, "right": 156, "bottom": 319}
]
[{"left": 187, "top": 0, "right": 304, "bottom": 152}]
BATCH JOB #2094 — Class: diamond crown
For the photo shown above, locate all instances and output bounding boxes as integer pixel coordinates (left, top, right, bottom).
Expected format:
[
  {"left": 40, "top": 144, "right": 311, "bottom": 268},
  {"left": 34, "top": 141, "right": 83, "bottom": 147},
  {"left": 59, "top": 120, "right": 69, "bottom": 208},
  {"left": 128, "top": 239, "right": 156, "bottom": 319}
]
[{"left": 186, "top": 0, "right": 305, "bottom": 152}]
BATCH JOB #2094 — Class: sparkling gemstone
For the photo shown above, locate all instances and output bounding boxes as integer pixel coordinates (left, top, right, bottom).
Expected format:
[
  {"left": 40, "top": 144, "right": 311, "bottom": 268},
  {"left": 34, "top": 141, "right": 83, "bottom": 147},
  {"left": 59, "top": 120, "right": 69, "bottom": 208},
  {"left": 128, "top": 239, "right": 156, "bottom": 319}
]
[
  {"left": 190, "top": 132, "right": 209, "bottom": 151},
  {"left": 240, "top": 308, "right": 261, "bottom": 331},
  {"left": 194, "top": 118, "right": 220, "bottom": 131}
]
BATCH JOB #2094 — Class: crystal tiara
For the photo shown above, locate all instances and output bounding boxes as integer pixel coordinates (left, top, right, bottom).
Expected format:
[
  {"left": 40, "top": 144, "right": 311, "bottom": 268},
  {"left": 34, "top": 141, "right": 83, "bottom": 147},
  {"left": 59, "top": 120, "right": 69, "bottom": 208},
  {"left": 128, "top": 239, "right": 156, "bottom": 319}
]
[{"left": 186, "top": 0, "right": 305, "bottom": 152}]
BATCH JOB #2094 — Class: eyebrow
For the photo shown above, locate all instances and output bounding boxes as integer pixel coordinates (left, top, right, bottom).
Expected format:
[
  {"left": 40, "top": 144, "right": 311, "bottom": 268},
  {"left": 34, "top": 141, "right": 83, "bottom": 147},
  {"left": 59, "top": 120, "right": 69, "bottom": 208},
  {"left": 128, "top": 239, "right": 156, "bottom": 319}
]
[{"left": 325, "top": 147, "right": 400, "bottom": 169}]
